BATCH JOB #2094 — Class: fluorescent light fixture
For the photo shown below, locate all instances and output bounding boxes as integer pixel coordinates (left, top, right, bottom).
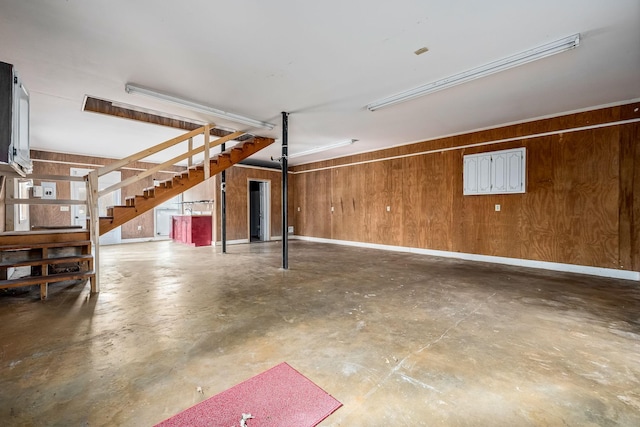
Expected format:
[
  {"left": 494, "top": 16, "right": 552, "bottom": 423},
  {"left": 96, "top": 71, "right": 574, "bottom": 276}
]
[
  {"left": 367, "top": 33, "right": 580, "bottom": 111},
  {"left": 125, "top": 83, "right": 276, "bottom": 130},
  {"left": 289, "top": 139, "right": 357, "bottom": 159}
]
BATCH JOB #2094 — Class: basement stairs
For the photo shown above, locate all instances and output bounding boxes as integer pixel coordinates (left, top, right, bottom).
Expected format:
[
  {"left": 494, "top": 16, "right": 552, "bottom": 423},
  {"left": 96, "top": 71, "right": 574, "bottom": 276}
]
[
  {"left": 0, "top": 125, "right": 275, "bottom": 299},
  {"left": 99, "top": 133, "right": 274, "bottom": 234}
]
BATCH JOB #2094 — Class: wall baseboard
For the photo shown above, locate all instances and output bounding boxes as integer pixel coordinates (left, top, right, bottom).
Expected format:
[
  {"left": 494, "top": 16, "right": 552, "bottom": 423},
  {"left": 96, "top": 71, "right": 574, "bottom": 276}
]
[
  {"left": 214, "top": 239, "right": 249, "bottom": 246},
  {"left": 293, "top": 236, "right": 640, "bottom": 282},
  {"left": 117, "top": 237, "right": 159, "bottom": 245}
]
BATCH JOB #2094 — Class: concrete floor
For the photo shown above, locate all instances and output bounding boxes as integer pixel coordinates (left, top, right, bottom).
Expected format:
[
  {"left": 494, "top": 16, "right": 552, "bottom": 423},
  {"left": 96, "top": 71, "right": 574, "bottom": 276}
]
[{"left": 0, "top": 240, "right": 639, "bottom": 426}]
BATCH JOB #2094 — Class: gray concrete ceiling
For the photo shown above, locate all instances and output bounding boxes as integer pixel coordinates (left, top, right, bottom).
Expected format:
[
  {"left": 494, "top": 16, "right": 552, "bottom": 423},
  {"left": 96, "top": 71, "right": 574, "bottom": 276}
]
[{"left": 1, "top": 1, "right": 639, "bottom": 165}]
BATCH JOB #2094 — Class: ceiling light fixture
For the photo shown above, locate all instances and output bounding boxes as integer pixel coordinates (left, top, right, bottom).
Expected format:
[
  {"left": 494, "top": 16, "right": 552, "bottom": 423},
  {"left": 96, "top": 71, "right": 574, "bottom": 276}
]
[
  {"left": 288, "top": 139, "right": 357, "bottom": 159},
  {"left": 367, "top": 33, "right": 580, "bottom": 111},
  {"left": 125, "top": 83, "right": 276, "bottom": 130}
]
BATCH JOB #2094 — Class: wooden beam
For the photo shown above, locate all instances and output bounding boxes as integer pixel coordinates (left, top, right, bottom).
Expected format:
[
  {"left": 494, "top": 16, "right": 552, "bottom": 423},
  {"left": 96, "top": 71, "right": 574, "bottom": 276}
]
[{"left": 83, "top": 97, "right": 256, "bottom": 141}]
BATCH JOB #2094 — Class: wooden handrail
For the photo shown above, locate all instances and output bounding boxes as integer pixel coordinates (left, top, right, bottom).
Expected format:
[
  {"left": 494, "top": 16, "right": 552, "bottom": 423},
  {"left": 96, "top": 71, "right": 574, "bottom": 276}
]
[
  {"left": 98, "top": 130, "right": 245, "bottom": 198},
  {"left": 96, "top": 125, "right": 210, "bottom": 177}
]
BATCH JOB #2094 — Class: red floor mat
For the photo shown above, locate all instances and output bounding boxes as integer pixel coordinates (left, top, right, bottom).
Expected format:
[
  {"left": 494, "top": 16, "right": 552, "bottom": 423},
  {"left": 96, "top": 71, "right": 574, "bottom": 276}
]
[{"left": 155, "top": 362, "right": 342, "bottom": 427}]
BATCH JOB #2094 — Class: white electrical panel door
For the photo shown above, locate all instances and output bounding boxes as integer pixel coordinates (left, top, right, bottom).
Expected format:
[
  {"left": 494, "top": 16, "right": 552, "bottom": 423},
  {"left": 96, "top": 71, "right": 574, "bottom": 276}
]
[
  {"left": 463, "top": 147, "right": 525, "bottom": 195},
  {"left": 463, "top": 156, "right": 479, "bottom": 194},
  {"left": 492, "top": 152, "right": 508, "bottom": 193},
  {"left": 477, "top": 155, "right": 492, "bottom": 194},
  {"left": 506, "top": 150, "right": 524, "bottom": 193}
]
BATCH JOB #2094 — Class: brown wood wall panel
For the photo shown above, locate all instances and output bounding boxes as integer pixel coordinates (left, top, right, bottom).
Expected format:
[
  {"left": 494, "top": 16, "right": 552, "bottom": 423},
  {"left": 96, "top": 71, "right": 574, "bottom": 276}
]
[
  {"left": 401, "top": 156, "right": 428, "bottom": 249},
  {"left": 547, "top": 129, "right": 618, "bottom": 267},
  {"left": 518, "top": 136, "right": 557, "bottom": 262},
  {"left": 30, "top": 160, "right": 73, "bottom": 228},
  {"left": 292, "top": 172, "right": 305, "bottom": 236},
  {"left": 291, "top": 103, "right": 640, "bottom": 272},
  {"left": 304, "top": 169, "right": 331, "bottom": 239},
  {"left": 331, "top": 166, "right": 365, "bottom": 242},
  {"left": 223, "top": 168, "right": 248, "bottom": 240},
  {"left": 389, "top": 159, "right": 404, "bottom": 247},
  {"left": 420, "top": 152, "right": 454, "bottom": 251},
  {"left": 366, "top": 161, "right": 392, "bottom": 245},
  {"left": 619, "top": 123, "right": 640, "bottom": 271}
]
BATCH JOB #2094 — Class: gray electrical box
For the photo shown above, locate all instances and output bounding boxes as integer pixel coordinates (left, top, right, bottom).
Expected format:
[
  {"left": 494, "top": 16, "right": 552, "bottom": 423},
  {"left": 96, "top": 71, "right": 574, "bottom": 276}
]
[{"left": 0, "top": 61, "right": 32, "bottom": 176}]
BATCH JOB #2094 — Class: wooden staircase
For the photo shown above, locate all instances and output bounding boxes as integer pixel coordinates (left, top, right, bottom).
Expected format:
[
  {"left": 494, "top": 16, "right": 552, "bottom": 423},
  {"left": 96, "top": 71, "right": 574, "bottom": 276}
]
[
  {"left": 98, "top": 134, "right": 275, "bottom": 235},
  {"left": 0, "top": 124, "right": 274, "bottom": 299}
]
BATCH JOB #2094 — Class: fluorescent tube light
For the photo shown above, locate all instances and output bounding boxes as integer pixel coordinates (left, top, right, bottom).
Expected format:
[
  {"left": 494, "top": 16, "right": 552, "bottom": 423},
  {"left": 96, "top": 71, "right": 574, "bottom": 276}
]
[
  {"left": 125, "top": 83, "right": 276, "bottom": 130},
  {"left": 289, "top": 139, "right": 357, "bottom": 159},
  {"left": 367, "top": 33, "right": 580, "bottom": 111}
]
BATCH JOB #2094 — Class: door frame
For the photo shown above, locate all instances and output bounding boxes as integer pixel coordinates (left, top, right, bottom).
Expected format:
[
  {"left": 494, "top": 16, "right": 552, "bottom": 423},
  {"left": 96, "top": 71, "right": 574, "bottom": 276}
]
[{"left": 247, "top": 179, "right": 271, "bottom": 242}]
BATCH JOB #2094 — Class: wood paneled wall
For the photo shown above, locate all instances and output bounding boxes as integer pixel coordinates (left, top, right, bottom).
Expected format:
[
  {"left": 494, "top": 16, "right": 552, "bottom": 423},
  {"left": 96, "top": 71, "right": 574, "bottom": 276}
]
[
  {"left": 215, "top": 166, "right": 285, "bottom": 241},
  {"left": 28, "top": 150, "right": 183, "bottom": 239},
  {"left": 291, "top": 102, "right": 640, "bottom": 272}
]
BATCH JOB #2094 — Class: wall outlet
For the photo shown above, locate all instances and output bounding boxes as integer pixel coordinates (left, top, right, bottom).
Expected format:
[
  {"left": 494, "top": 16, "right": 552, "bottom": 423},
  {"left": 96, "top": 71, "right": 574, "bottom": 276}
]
[
  {"left": 495, "top": 204, "right": 501, "bottom": 212},
  {"left": 386, "top": 206, "right": 391, "bottom": 212},
  {"left": 60, "top": 206, "right": 69, "bottom": 212},
  {"left": 331, "top": 206, "right": 334, "bottom": 212},
  {"left": 297, "top": 207, "right": 300, "bottom": 212},
  {"left": 137, "top": 225, "right": 142, "bottom": 231},
  {"left": 41, "top": 182, "right": 57, "bottom": 200}
]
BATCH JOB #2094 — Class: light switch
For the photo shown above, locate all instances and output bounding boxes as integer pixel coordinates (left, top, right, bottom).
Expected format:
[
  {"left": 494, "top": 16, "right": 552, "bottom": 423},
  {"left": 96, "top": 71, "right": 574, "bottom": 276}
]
[
  {"left": 386, "top": 206, "right": 391, "bottom": 212},
  {"left": 495, "top": 204, "right": 501, "bottom": 212},
  {"left": 331, "top": 206, "right": 334, "bottom": 212},
  {"left": 297, "top": 207, "right": 300, "bottom": 212}
]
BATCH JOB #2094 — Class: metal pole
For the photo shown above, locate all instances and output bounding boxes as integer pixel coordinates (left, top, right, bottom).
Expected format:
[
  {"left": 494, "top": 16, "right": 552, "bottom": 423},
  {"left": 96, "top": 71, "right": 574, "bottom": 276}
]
[
  {"left": 282, "top": 112, "right": 289, "bottom": 270},
  {"left": 221, "top": 142, "right": 227, "bottom": 254}
]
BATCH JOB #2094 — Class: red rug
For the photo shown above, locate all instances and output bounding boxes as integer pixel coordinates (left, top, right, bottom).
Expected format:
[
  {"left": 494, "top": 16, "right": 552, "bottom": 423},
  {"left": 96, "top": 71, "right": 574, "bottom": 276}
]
[{"left": 155, "top": 362, "right": 342, "bottom": 427}]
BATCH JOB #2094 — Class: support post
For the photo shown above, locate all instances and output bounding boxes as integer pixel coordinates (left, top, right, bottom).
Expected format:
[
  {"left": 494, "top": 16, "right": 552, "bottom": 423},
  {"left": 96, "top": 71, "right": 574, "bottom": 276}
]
[
  {"left": 87, "top": 171, "right": 100, "bottom": 293},
  {"left": 282, "top": 112, "right": 289, "bottom": 270},
  {"left": 221, "top": 142, "right": 227, "bottom": 254},
  {"left": 188, "top": 137, "right": 193, "bottom": 168}
]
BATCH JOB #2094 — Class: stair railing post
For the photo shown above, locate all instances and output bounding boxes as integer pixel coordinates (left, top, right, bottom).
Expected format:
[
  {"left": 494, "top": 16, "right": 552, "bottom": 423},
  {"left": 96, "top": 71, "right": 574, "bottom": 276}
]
[
  {"left": 87, "top": 171, "right": 100, "bottom": 293},
  {"left": 188, "top": 137, "right": 193, "bottom": 168},
  {"left": 204, "top": 125, "right": 211, "bottom": 180}
]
